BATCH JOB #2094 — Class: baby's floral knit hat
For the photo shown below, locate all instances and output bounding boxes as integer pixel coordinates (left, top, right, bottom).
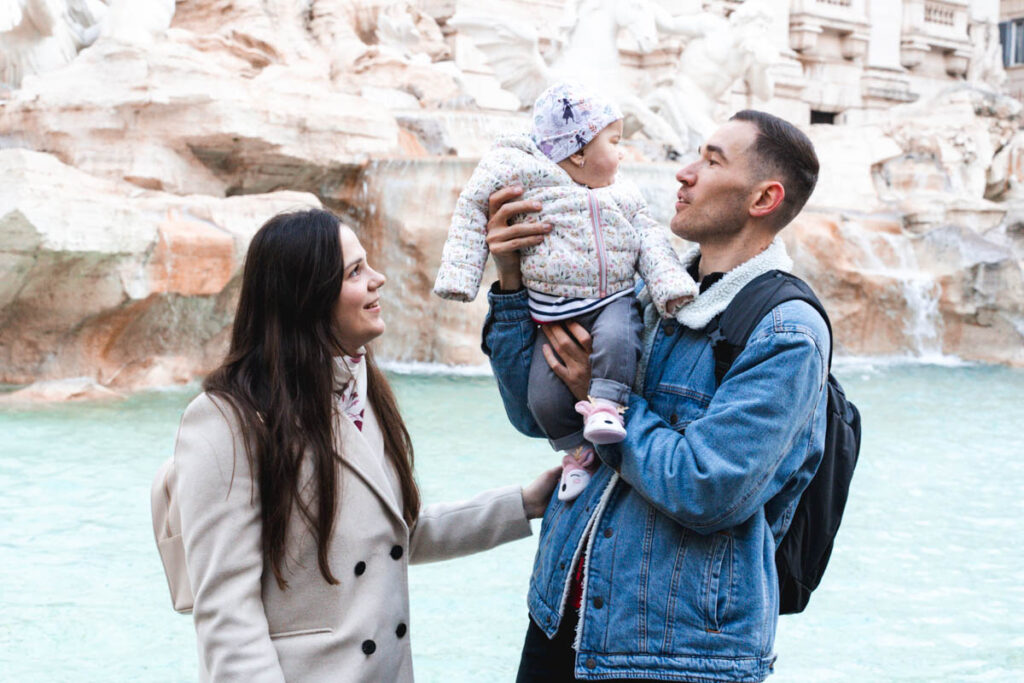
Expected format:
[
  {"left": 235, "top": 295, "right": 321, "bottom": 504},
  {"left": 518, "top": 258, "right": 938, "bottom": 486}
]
[{"left": 531, "top": 81, "right": 622, "bottom": 163}]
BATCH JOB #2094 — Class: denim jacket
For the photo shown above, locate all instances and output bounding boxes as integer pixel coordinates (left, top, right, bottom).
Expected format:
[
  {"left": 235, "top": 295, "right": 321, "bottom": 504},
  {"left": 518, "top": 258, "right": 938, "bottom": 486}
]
[{"left": 482, "top": 240, "right": 829, "bottom": 681}]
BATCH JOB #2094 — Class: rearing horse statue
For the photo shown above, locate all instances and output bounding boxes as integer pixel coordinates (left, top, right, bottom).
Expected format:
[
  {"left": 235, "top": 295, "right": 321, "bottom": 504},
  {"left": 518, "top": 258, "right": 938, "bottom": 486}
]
[{"left": 450, "top": 0, "right": 688, "bottom": 150}]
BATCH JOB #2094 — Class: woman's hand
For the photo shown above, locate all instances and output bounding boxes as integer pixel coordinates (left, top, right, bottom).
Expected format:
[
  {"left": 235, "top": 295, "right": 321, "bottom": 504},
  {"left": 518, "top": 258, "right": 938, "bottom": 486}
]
[
  {"left": 485, "top": 185, "right": 550, "bottom": 291},
  {"left": 522, "top": 466, "right": 561, "bottom": 519},
  {"left": 541, "top": 322, "right": 593, "bottom": 401}
]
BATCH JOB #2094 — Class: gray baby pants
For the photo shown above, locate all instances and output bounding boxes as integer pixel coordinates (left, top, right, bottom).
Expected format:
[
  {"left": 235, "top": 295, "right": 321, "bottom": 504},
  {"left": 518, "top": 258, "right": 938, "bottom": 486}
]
[{"left": 527, "top": 294, "right": 644, "bottom": 452}]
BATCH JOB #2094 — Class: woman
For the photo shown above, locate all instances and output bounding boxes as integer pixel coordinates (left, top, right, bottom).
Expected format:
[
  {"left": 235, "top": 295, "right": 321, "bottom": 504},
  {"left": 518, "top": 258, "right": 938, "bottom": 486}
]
[{"left": 173, "top": 209, "right": 558, "bottom": 682}]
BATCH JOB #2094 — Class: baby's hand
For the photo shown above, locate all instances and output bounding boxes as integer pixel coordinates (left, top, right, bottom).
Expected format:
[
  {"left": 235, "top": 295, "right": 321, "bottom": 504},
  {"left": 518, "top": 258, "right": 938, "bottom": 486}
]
[{"left": 666, "top": 295, "right": 692, "bottom": 316}]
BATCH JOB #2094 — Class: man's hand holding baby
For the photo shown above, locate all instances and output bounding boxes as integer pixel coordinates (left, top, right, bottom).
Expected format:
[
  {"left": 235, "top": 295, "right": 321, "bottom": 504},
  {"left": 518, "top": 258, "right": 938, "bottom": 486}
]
[{"left": 485, "top": 185, "right": 550, "bottom": 291}]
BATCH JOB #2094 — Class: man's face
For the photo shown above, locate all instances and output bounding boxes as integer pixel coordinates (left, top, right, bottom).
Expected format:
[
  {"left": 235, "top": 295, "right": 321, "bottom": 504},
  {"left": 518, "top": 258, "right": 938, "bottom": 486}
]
[{"left": 671, "top": 120, "right": 759, "bottom": 243}]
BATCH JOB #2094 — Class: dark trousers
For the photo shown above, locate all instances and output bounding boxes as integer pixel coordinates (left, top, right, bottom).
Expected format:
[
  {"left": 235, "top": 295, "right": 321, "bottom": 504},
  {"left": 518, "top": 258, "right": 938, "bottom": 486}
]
[{"left": 515, "top": 612, "right": 644, "bottom": 683}]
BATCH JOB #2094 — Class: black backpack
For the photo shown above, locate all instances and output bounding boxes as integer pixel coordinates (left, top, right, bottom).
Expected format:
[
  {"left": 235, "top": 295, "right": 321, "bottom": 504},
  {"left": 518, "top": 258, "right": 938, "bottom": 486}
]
[{"left": 705, "top": 270, "right": 861, "bottom": 615}]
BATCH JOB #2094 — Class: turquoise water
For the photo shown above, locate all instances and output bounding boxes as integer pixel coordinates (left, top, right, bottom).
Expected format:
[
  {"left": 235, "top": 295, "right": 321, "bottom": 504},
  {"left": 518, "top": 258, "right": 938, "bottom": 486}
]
[{"left": 1, "top": 363, "right": 1022, "bottom": 681}]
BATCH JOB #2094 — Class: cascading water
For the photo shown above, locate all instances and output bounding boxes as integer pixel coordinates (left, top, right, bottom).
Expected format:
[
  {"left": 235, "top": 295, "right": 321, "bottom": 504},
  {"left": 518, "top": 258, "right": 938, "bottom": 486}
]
[
  {"left": 839, "top": 220, "right": 946, "bottom": 359},
  {"left": 879, "top": 232, "right": 944, "bottom": 358}
]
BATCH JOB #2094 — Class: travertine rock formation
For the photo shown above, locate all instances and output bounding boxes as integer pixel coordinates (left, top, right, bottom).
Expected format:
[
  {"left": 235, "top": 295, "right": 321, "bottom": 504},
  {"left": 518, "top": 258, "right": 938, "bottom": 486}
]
[
  {"left": 0, "top": 148, "right": 319, "bottom": 388},
  {"left": 782, "top": 212, "right": 1024, "bottom": 366},
  {"left": 0, "top": 377, "right": 124, "bottom": 403},
  {"left": 1, "top": 0, "right": 1022, "bottom": 401},
  {"left": 797, "top": 88, "right": 1024, "bottom": 366},
  {"left": 0, "top": 38, "right": 400, "bottom": 196}
]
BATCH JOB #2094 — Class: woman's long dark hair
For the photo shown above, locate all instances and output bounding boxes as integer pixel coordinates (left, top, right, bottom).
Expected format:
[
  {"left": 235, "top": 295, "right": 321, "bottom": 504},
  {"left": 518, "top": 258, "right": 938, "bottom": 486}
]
[{"left": 203, "top": 209, "right": 420, "bottom": 589}]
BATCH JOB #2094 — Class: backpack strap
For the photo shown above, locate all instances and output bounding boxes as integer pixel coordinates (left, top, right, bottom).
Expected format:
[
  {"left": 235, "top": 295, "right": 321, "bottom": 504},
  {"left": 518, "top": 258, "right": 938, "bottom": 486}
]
[{"left": 707, "top": 270, "right": 833, "bottom": 385}]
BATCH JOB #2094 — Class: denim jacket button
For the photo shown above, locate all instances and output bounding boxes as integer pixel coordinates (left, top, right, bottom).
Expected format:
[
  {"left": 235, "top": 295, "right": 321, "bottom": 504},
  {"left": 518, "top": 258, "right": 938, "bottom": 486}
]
[
  {"left": 585, "top": 658, "right": 597, "bottom": 669},
  {"left": 664, "top": 323, "right": 676, "bottom": 335},
  {"left": 603, "top": 527, "right": 613, "bottom": 538},
  {"left": 593, "top": 596, "right": 604, "bottom": 609}
]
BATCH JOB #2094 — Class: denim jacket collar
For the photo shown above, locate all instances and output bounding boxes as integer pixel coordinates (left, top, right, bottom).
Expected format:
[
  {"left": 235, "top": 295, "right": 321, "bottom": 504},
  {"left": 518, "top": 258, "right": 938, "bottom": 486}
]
[
  {"left": 636, "top": 238, "right": 792, "bottom": 390},
  {"left": 673, "top": 237, "right": 793, "bottom": 330}
]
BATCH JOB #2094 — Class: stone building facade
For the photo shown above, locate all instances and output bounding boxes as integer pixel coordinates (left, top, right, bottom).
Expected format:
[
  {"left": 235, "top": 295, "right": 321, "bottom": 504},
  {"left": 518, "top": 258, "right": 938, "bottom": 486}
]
[
  {"left": 1000, "top": 0, "right": 1024, "bottom": 100},
  {"left": 758, "top": 0, "right": 1001, "bottom": 124}
]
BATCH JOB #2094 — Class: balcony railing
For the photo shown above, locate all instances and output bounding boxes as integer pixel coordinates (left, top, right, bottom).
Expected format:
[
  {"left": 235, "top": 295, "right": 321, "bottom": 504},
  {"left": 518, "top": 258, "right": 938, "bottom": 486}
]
[
  {"left": 899, "top": 0, "right": 971, "bottom": 73},
  {"left": 924, "top": 3, "right": 955, "bottom": 26},
  {"left": 790, "top": 0, "right": 869, "bottom": 57}
]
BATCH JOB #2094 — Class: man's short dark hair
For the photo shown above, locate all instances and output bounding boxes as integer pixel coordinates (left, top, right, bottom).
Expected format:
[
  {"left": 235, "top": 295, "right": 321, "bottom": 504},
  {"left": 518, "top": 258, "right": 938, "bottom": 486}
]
[{"left": 730, "top": 110, "right": 819, "bottom": 229}]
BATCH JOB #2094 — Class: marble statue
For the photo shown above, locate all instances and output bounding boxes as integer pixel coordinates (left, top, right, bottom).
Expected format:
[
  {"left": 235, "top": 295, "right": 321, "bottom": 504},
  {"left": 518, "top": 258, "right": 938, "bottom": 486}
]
[
  {"left": 0, "top": 0, "right": 102, "bottom": 87},
  {"left": 451, "top": 0, "right": 694, "bottom": 149},
  {"left": 644, "top": 0, "right": 777, "bottom": 152},
  {"left": 99, "top": 0, "right": 174, "bottom": 45},
  {"left": 967, "top": 20, "right": 1007, "bottom": 93},
  {"left": 452, "top": 0, "right": 659, "bottom": 108},
  {"left": 452, "top": 0, "right": 776, "bottom": 155},
  {"left": 374, "top": 4, "right": 444, "bottom": 60},
  {"left": 0, "top": 0, "right": 174, "bottom": 88}
]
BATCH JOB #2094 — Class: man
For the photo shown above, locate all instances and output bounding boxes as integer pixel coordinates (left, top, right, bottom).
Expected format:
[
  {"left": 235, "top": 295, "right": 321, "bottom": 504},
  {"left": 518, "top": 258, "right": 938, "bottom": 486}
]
[{"left": 481, "top": 110, "right": 828, "bottom": 681}]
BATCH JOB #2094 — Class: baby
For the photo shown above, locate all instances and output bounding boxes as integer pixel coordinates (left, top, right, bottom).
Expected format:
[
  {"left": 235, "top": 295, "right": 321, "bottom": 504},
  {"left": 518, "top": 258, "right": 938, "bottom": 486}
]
[{"left": 434, "top": 81, "right": 696, "bottom": 501}]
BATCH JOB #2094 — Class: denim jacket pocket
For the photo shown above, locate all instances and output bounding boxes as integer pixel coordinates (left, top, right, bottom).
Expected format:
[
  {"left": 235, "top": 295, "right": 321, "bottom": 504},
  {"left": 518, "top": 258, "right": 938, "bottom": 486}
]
[
  {"left": 702, "top": 532, "right": 734, "bottom": 633},
  {"left": 648, "top": 383, "right": 711, "bottom": 432}
]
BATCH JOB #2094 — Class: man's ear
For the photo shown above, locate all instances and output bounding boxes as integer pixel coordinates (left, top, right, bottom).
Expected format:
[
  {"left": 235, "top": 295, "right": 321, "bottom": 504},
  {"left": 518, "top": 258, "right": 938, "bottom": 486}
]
[{"left": 749, "top": 181, "right": 785, "bottom": 219}]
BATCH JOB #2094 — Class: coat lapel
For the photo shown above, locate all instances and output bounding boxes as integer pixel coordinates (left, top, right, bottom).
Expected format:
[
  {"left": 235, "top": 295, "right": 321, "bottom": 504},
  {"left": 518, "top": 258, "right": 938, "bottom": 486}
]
[
  {"left": 333, "top": 354, "right": 407, "bottom": 529},
  {"left": 337, "top": 417, "right": 407, "bottom": 528}
]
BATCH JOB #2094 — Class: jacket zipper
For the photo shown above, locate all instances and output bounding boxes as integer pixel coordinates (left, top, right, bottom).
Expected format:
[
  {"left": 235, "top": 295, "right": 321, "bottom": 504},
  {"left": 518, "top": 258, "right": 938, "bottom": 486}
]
[{"left": 587, "top": 189, "right": 608, "bottom": 298}]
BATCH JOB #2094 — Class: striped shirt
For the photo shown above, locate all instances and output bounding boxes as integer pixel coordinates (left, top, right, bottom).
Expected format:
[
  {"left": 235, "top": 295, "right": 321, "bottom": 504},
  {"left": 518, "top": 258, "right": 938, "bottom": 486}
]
[{"left": 527, "top": 287, "right": 633, "bottom": 323}]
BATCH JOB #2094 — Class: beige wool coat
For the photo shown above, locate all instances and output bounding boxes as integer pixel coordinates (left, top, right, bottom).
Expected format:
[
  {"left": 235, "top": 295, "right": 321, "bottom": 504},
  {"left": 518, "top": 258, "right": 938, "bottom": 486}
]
[{"left": 173, "top": 357, "right": 533, "bottom": 682}]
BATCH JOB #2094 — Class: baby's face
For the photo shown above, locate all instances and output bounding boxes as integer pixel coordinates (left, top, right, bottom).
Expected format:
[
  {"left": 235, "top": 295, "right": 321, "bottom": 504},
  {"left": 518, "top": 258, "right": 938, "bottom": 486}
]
[{"left": 575, "top": 119, "right": 624, "bottom": 189}]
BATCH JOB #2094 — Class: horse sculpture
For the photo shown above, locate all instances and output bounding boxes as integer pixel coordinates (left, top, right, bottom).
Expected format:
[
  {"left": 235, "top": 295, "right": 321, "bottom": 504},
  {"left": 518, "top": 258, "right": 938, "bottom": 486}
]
[
  {"left": 452, "top": 0, "right": 776, "bottom": 156},
  {"left": 451, "top": 0, "right": 691, "bottom": 152},
  {"left": 645, "top": 0, "right": 777, "bottom": 152},
  {"left": 0, "top": 0, "right": 174, "bottom": 89}
]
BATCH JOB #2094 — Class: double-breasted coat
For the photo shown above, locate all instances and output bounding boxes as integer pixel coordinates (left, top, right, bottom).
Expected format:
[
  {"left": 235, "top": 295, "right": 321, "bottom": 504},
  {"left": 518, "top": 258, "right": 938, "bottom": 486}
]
[{"left": 173, "top": 356, "right": 533, "bottom": 682}]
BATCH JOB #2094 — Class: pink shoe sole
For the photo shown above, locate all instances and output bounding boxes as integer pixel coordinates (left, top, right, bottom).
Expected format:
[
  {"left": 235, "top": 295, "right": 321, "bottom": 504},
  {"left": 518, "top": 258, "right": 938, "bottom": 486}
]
[
  {"left": 583, "top": 412, "right": 626, "bottom": 444},
  {"left": 575, "top": 400, "right": 626, "bottom": 445},
  {"left": 558, "top": 467, "right": 592, "bottom": 501}
]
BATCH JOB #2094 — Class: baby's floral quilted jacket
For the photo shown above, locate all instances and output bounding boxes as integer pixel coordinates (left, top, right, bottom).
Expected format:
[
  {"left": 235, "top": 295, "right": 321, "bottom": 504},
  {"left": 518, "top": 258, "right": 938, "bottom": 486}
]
[{"left": 432, "top": 135, "right": 695, "bottom": 316}]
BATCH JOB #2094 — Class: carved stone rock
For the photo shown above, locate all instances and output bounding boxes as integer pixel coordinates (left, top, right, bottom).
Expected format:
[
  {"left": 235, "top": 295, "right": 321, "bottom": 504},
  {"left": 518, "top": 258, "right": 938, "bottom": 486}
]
[{"left": 0, "top": 148, "right": 320, "bottom": 389}]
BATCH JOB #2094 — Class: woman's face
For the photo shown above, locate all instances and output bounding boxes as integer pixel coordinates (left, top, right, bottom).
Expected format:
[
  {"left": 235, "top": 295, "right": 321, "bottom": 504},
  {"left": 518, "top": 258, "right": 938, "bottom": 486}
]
[{"left": 334, "top": 226, "right": 387, "bottom": 354}]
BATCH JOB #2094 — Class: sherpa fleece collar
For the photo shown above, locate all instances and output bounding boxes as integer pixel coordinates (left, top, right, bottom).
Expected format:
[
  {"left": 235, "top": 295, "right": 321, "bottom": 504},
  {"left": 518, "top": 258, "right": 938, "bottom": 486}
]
[{"left": 673, "top": 237, "right": 793, "bottom": 330}]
